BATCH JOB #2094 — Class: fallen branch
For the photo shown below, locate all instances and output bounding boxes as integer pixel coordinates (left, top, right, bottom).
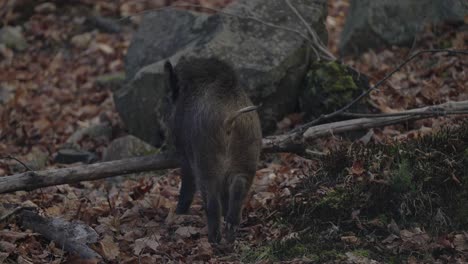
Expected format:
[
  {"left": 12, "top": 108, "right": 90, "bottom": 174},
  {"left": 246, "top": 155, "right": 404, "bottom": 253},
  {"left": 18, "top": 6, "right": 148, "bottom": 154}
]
[
  {"left": 304, "top": 100, "right": 468, "bottom": 139},
  {"left": 0, "top": 153, "right": 179, "bottom": 194},
  {"left": 19, "top": 209, "right": 101, "bottom": 260},
  {"left": 1, "top": 100, "right": 467, "bottom": 194},
  {"left": 263, "top": 100, "right": 468, "bottom": 152}
]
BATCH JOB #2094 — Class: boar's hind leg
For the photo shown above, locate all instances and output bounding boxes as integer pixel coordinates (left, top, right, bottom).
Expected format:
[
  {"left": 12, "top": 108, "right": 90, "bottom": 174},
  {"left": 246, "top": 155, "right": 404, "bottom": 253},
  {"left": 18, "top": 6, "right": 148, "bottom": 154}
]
[
  {"left": 225, "top": 175, "right": 250, "bottom": 243},
  {"left": 202, "top": 187, "right": 222, "bottom": 244},
  {"left": 175, "top": 163, "right": 196, "bottom": 214},
  {"left": 221, "top": 191, "right": 229, "bottom": 217}
]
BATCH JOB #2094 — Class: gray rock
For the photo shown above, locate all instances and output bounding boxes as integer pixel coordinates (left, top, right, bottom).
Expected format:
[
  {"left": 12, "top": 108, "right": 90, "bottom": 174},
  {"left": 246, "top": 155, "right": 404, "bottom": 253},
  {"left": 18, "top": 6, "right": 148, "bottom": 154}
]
[
  {"left": 0, "top": 26, "right": 28, "bottom": 51},
  {"left": 340, "top": 0, "right": 468, "bottom": 54},
  {"left": 86, "top": 16, "right": 122, "bottom": 34},
  {"left": 66, "top": 123, "right": 113, "bottom": 145},
  {"left": 103, "top": 135, "right": 158, "bottom": 161},
  {"left": 117, "top": 0, "right": 328, "bottom": 146},
  {"left": 53, "top": 149, "right": 98, "bottom": 164},
  {"left": 103, "top": 135, "right": 163, "bottom": 184}
]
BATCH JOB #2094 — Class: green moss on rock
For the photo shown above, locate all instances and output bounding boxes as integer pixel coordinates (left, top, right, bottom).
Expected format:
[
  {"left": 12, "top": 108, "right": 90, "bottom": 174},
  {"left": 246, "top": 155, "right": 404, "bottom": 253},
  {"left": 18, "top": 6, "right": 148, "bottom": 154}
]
[{"left": 299, "top": 61, "right": 370, "bottom": 118}]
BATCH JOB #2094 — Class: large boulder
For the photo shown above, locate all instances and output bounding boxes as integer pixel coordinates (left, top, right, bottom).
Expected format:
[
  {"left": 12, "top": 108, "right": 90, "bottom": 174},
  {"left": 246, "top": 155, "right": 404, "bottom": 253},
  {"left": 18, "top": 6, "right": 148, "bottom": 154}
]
[
  {"left": 340, "top": 0, "right": 468, "bottom": 54},
  {"left": 116, "top": 0, "right": 328, "bottom": 147}
]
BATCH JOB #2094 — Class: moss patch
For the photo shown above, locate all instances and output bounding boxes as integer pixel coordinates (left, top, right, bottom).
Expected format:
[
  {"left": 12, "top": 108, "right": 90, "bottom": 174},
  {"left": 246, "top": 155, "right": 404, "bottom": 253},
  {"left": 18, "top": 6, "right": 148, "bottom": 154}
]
[{"left": 299, "top": 61, "right": 371, "bottom": 119}]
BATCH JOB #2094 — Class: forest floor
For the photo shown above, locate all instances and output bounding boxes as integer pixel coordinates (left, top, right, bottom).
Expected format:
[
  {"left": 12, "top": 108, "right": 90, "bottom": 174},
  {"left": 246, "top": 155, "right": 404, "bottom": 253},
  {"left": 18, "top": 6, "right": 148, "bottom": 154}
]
[{"left": 0, "top": 0, "right": 467, "bottom": 263}]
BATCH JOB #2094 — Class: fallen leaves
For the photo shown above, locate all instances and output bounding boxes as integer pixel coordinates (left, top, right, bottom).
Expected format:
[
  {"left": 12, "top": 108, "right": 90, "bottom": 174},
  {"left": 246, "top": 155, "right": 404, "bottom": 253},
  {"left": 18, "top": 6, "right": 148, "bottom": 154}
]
[
  {"left": 174, "top": 226, "right": 199, "bottom": 238},
  {"left": 98, "top": 235, "right": 119, "bottom": 260},
  {"left": 134, "top": 235, "right": 161, "bottom": 255}
]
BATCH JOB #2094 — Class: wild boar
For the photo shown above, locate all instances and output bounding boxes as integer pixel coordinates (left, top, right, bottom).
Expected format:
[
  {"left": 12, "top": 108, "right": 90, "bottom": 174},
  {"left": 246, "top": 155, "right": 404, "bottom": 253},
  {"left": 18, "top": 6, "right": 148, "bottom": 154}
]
[{"left": 164, "top": 57, "right": 262, "bottom": 243}]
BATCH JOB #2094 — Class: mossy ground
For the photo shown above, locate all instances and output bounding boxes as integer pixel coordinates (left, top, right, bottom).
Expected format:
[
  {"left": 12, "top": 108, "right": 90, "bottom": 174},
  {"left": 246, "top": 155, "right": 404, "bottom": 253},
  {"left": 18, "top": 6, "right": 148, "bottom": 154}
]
[{"left": 242, "top": 123, "right": 468, "bottom": 263}]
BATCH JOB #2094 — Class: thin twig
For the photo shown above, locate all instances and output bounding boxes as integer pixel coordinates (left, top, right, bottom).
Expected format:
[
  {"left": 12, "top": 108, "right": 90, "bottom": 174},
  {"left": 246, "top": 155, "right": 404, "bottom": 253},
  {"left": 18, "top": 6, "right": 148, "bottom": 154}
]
[
  {"left": 0, "top": 155, "right": 33, "bottom": 171},
  {"left": 119, "top": 4, "right": 326, "bottom": 60},
  {"left": 290, "top": 49, "right": 468, "bottom": 135},
  {"left": 305, "top": 149, "right": 326, "bottom": 157},
  {"left": 0, "top": 206, "right": 23, "bottom": 222},
  {"left": 342, "top": 110, "right": 468, "bottom": 118},
  {"left": 283, "top": 0, "right": 320, "bottom": 59},
  {"left": 284, "top": 0, "right": 335, "bottom": 60}
]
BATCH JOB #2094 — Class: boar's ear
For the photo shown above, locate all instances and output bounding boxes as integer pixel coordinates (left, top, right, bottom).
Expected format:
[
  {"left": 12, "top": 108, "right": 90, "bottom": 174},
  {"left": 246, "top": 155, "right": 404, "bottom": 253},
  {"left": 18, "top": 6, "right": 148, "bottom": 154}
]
[{"left": 164, "top": 61, "right": 179, "bottom": 101}]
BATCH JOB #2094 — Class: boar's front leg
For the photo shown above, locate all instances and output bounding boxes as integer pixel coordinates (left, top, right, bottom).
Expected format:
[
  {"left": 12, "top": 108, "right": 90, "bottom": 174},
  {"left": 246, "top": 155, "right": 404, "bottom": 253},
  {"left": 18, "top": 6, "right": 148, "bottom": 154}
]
[
  {"left": 225, "top": 175, "right": 251, "bottom": 243},
  {"left": 175, "top": 162, "right": 196, "bottom": 214},
  {"left": 201, "top": 184, "right": 222, "bottom": 244}
]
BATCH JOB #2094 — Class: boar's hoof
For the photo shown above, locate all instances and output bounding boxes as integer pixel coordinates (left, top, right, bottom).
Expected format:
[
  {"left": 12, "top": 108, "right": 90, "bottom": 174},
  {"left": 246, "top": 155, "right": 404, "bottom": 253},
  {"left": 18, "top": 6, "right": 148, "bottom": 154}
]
[{"left": 208, "top": 231, "right": 222, "bottom": 244}]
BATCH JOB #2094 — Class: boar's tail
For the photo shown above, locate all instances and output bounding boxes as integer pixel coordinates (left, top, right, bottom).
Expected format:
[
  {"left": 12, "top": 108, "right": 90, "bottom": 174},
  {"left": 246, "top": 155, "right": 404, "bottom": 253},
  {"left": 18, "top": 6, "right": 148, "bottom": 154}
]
[{"left": 224, "top": 105, "right": 259, "bottom": 134}]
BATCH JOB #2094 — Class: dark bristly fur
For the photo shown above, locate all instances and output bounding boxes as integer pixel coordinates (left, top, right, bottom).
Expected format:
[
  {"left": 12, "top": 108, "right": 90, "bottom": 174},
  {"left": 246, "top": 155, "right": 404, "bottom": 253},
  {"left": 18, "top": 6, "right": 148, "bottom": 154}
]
[{"left": 164, "top": 57, "right": 262, "bottom": 243}]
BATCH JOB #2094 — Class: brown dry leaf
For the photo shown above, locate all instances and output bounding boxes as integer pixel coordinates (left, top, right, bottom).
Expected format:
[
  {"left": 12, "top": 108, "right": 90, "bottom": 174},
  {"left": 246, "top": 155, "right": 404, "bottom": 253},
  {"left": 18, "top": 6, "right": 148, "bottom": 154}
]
[
  {"left": 350, "top": 160, "right": 365, "bottom": 176},
  {"left": 407, "top": 256, "right": 418, "bottom": 264},
  {"left": 160, "top": 185, "right": 179, "bottom": 198},
  {"left": 370, "top": 96, "right": 397, "bottom": 113},
  {"left": 382, "top": 234, "right": 399, "bottom": 244},
  {"left": 16, "top": 255, "right": 34, "bottom": 264},
  {"left": 453, "top": 234, "right": 468, "bottom": 251},
  {"left": 0, "top": 230, "right": 31, "bottom": 243},
  {"left": 276, "top": 113, "right": 304, "bottom": 130},
  {"left": 253, "top": 171, "right": 274, "bottom": 192},
  {"left": 33, "top": 117, "right": 51, "bottom": 133},
  {"left": 191, "top": 238, "right": 213, "bottom": 261},
  {"left": 251, "top": 192, "right": 275, "bottom": 207},
  {"left": 151, "top": 195, "right": 175, "bottom": 210},
  {"left": 420, "top": 80, "right": 440, "bottom": 101},
  {"left": 133, "top": 235, "right": 161, "bottom": 255},
  {"left": 400, "top": 228, "right": 430, "bottom": 247},
  {"left": 341, "top": 235, "right": 360, "bottom": 245},
  {"left": 77, "top": 105, "right": 99, "bottom": 118},
  {"left": 0, "top": 241, "right": 16, "bottom": 253},
  {"left": 166, "top": 213, "right": 202, "bottom": 226},
  {"left": 96, "top": 43, "right": 115, "bottom": 55},
  {"left": 98, "top": 235, "right": 119, "bottom": 260},
  {"left": 452, "top": 31, "right": 466, "bottom": 49},
  {"left": 0, "top": 252, "right": 9, "bottom": 263},
  {"left": 368, "top": 217, "right": 385, "bottom": 228},
  {"left": 175, "top": 226, "right": 199, "bottom": 238},
  {"left": 45, "top": 205, "right": 63, "bottom": 216},
  {"left": 71, "top": 33, "right": 93, "bottom": 49},
  {"left": 66, "top": 254, "right": 100, "bottom": 264}
]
